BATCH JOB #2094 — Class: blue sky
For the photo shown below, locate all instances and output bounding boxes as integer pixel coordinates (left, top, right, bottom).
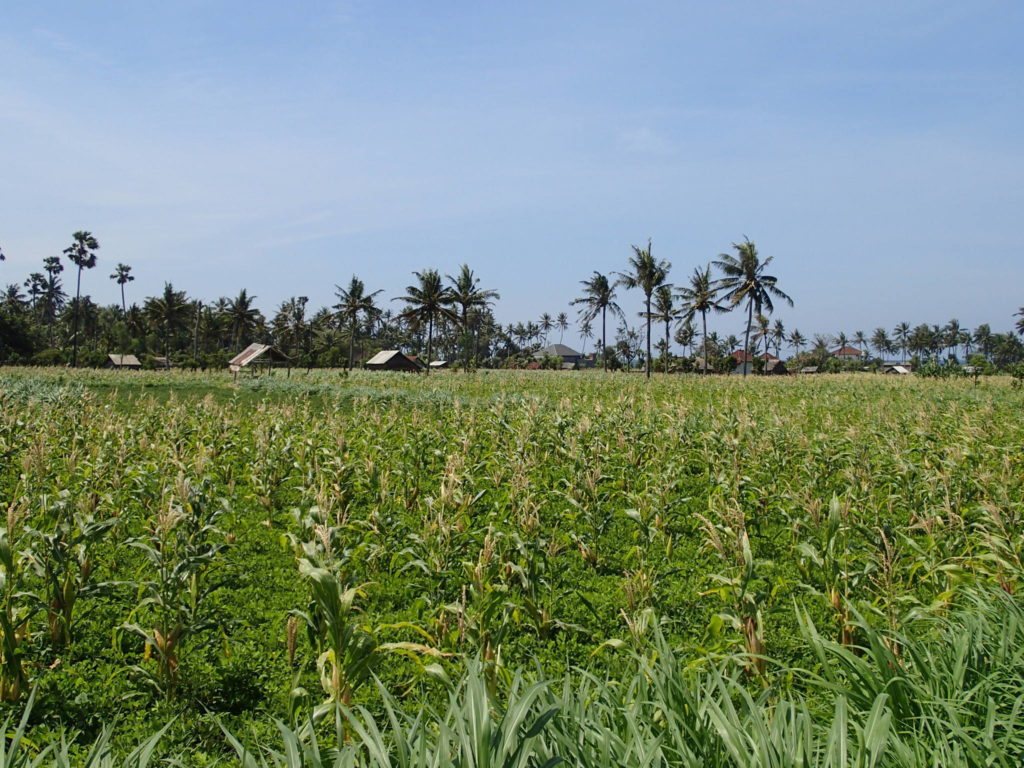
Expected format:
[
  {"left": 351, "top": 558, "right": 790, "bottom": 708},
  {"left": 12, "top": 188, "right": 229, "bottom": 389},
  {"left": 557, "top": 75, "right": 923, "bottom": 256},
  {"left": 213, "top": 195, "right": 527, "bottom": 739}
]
[{"left": 2, "top": 1, "right": 1022, "bottom": 346}]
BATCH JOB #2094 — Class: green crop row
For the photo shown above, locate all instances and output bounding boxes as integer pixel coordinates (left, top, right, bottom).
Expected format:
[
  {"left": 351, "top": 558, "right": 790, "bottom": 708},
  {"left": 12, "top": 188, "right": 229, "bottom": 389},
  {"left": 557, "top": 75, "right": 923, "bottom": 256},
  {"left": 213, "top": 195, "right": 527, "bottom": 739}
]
[{"left": 0, "top": 369, "right": 1021, "bottom": 763}]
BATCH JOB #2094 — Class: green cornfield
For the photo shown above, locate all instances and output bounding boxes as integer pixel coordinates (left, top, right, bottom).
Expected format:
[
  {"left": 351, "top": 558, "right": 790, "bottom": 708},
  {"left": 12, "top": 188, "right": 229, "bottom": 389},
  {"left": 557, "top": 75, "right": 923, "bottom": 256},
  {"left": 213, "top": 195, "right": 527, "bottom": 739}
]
[{"left": 1, "top": 368, "right": 1022, "bottom": 767}]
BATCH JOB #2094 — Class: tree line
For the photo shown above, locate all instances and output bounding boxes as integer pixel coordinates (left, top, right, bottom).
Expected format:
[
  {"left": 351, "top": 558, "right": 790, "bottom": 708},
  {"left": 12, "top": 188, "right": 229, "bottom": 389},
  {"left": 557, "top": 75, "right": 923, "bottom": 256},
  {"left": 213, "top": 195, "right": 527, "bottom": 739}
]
[{"left": 1, "top": 234, "right": 1022, "bottom": 372}]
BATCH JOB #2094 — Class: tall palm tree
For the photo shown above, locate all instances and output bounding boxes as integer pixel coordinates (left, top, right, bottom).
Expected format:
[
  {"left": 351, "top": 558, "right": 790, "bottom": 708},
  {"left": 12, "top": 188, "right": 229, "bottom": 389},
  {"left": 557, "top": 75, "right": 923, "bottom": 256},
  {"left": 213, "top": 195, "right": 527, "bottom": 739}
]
[
  {"left": 224, "top": 289, "right": 262, "bottom": 349},
  {"left": 853, "top": 330, "right": 868, "bottom": 357},
  {"left": 1015, "top": 309, "right": 1024, "bottom": 337},
  {"left": 771, "top": 319, "right": 786, "bottom": 358},
  {"left": 571, "top": 271, "right": 624, "bottom": 371},
  {"left": 713, "top": 238, "right": 792, "bottom": 378},
  {"left": 674, "top": 318, "right": 695, "bottom": 357},
  {"left": 677, "top": 264, "right": 728, "bottom": 374},
  {"left": 394, "top": 269, "right": 458, "bottom": 376},
  {"left": 871, "top": 328, "right": 891, "bottom": 360},
  {"left": 24, "top": 273, "right": 45, "bottom": 318},
  {"left": 64, "top": 231, "right": 100, "bottom": 367},
  {"left": 538, "top": 313, "right": 554, "bottom": 346},
  {"left": 644, "top": 284, "right": 678, "bottom": 373},
  {"left": 447, "top": 265, "right": 499, "bottom": 372},
  {"left": 788, "top": 329, "right": 806, "bottom": 358},
  {"left": 616, "top": 239, "right": 671, "bottom": 379},
  {"left": 555, "top": 312, "right": 570, "bottom": 345},
  {"left": 334, "top": 276, "right": 383, "bottom": 369},
  {"left": 110, "top": 263, "right": 134, "bottom": 317},
  {"left": 973, "top": 324, "right": 992, "bottom": 360},
  {"left": 578, "top": 317, "right": 593, "bottom": 356},
  {"left": 144, "top": 283, "right": 190, "bottom": 359},
  {"left": 893, "top": 322, "right": 911, "bottom": 363},
  {"left": 751, "top": 313, "right": 772, "bottom": 369}
]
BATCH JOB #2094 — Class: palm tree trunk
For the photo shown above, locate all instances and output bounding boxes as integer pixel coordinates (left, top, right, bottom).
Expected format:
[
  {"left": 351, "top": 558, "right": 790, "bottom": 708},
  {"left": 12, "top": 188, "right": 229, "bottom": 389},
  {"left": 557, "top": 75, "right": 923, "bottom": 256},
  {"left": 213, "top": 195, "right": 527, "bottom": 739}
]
[
  {"left": 701, "top": 310, "right": 708, "bottom": 375},
  {"left": 348, "top": 319, "right": 356, "bottom": 370},
  {"left": 664, "top": 319, "right": 670, "bottom": 373},
  {"left": 601, "top": 306, "right": 607, "bottom": 372},
  {"left": 463, "top": 308, "right": 470, "bottom": 373},
  {"left": 742, "top": 300, "right": 753, "bottom": 378},
  {"left": 193, "top": 305, "right": 202, "bottom": 363},
  {"left": 72, "top": 266, "right": 82, "bottom": 367},
  {"left": 645, "top": 295, "right": 652, "bottom": 379},
  {"left": 425, "top": 315, "right": 433, "bottom": 376}
]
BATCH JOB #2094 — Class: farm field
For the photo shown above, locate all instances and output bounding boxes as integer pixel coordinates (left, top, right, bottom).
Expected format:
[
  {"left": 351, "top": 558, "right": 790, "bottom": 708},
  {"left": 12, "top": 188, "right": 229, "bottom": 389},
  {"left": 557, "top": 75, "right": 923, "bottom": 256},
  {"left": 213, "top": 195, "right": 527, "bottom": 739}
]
[{"left": 1, "top": 368, "right": 1023, "bottom": 766}]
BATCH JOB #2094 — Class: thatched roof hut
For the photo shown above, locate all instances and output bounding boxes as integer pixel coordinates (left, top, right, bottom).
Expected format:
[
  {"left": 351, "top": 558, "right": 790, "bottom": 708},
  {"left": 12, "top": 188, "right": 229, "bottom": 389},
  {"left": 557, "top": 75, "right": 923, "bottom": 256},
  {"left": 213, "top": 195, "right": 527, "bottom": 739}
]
[
  {"left": 228, "top": 343, "right": 292, "bottom": 375},
  {"left": 105, "top": 354, "right": 141, "bottom": 370},
  {"left": 364, "top": 350, "right": 422, "bottom": 372}
]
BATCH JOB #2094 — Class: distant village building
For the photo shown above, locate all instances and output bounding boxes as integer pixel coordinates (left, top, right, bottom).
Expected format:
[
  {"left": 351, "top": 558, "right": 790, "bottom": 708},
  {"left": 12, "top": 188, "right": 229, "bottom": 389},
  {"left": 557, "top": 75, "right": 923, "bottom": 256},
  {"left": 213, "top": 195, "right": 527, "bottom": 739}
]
[
  {"left": 228, "top": 343, "right": 292, "bottom": 376},
  {"left": 764, "top": 359, "right": 789, "bottom": 375},
  {"left": 882, "top": 364, "right": 911, "bottom": 375},
  {"left": 105, "top": 354, "right": 141, "bottom": 370},
  {"left": 833, "top": 345, "right": 867, "bottom": 361},
  {"left": 364, "top": 350, "right": 422, "bottom": 372},
  {"left": 533, "top": 344, "right": 584, "bottom": 366},
  {"left": 730, "top": 350, "right": 753, "bottom": 376},
  {"left": 799, "top": 366, "right": 820, "bottom": 374},
  {"left": 429, "top": 360, "right": 450, "bottom": 369},
  {"left": 151, "top": 357, "right": 172, "bottom": 370}
]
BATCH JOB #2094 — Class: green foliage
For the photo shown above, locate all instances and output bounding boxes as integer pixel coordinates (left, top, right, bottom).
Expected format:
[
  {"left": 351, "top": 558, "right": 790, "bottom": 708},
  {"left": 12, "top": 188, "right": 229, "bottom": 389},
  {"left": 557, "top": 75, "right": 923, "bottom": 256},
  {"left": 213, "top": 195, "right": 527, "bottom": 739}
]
[{"left": 0, "top": 369, "right": 1022, "bottom": 760}]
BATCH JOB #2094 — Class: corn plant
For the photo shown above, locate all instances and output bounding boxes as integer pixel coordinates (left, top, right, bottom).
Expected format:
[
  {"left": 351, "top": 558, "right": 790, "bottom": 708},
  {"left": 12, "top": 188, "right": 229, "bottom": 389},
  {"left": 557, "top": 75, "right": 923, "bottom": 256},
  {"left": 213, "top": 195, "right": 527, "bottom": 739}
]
[
  {"left": 122, "top": 477, "right": 231, "bottom": 697},
  {"left": 0, "top": 525, "right": 35, "bottom": 702},
  {"left": 291, "top": 559, "right": 378, "bottom": 718},
  {"left": 698, "top": 503, "right": 776, "bottom": 677},
  {"left": 24, "top": 490, "right": 118, "bottom": 649},
  {"left": 795, "top": 496, "right": 869, "bottom": 646}
]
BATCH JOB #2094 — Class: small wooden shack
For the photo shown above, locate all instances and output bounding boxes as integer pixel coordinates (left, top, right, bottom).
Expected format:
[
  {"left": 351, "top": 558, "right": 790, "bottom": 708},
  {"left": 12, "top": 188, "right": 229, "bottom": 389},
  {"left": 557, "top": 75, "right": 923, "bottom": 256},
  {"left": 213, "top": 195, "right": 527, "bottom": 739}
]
[
  {"left": 364, "top": 350, "right": 422, "bottom": 372},
  {"left": 105, "top": 354, "right": 141, "bottom": 370},
  {"left": 228, "top": 343, "right": 292, "bottom": 376}
]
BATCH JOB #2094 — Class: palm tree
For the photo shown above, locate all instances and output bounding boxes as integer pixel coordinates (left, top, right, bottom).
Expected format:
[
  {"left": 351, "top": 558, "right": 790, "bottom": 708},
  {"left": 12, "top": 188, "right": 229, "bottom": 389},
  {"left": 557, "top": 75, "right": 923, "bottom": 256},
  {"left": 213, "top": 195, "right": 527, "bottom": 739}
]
[
  {"left": 144, "top": 283, "right": 190, "bottom": 359},
  {"left": 973, "top": 324, "right": 992, "bottom": 360},
  {"left": 578, "top": 317, "right": 593, "bottom": 356},
  {"left": 110, "top": 263, "right": 134, "bottom": 318},
  {"left": 644, "top": 284, "right": 677, "bottom": 373},
  {"left": 334, "top": 276, "right": 383, "bottom": 369},
  {"left": 23, "top": 273, "right": 45, "bottom": 318},
  {"left": 751, "top": 313, "right": 771, "bottom": 369},
  {"left": 713, "top": 238, "right": 792, "bottom": 378},
  {"left": 771, "top": 319, "right": 786, "bottom": 358},
  {"left": 788, "top": 329, "right": 806, "bottom": 358},
  {"left": 571, "top": 272, "right": 624, "bottom": 372},
  {"left": 555, "top": 312, "right": 570, "bottom": 344},
  {"left": 224, "top": 289, "right": 262, "bottom": 349},
  {"left": 616, "top": 239, "right": 671, "bottom": 378},
  {"left": 677, "top": 264, "right": 728, "bottom": 374},
  {"left": 674, "top": 318, "right": 695, "bottom": 357},
  {"left": 447, "top": 265, "right": 499, "bottom": 371},
  {"left": 853, "top": 330, "right": 868, "bottom": 357},
  {"left": 1015, "top": 309, "right": 1024, "bottom": 337},
  {"left": 893, "top": 322, "right": 911, "bottom": 363},
  {"left": 871, "top": 328, "right": 891, "bottom": 360},
  {"left": 538, "top": 313, "right": 554, "bottom": 346},
  {"left": 394, "top": 269, "right": 458, "bottom": 376},
  {"left": 64, "top": 231, "right": 100, "bottom": 367}
]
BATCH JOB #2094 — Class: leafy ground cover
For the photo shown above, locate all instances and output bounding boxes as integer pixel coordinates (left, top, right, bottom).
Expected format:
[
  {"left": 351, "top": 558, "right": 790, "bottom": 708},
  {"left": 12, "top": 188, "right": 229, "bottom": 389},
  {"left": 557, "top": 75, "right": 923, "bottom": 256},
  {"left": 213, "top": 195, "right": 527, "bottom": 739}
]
[{"left": 0, "top": 368, "right": 1022, "bottom": 765}]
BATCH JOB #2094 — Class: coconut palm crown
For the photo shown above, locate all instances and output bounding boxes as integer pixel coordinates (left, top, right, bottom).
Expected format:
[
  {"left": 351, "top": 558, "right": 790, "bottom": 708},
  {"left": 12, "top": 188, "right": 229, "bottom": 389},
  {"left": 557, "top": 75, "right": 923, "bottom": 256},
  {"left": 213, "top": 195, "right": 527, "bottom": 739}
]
[
  {"left": 712, "top": 238, "right": 792, "bottom": 377},
  {"left": 616, "top": 239, "right": 671, "bottom": 378}
]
